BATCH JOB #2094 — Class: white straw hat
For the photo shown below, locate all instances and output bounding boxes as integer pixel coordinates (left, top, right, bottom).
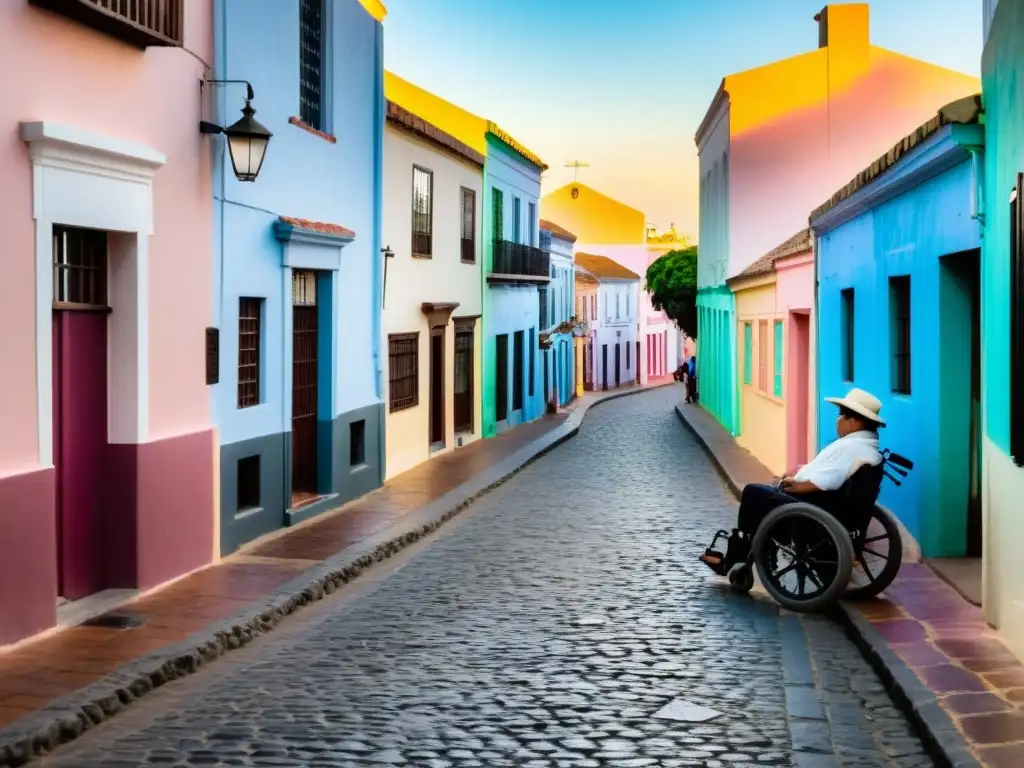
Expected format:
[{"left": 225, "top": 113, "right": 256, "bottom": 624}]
[{"left": 824, "top": 388, "right": 886, "bottom": 426}]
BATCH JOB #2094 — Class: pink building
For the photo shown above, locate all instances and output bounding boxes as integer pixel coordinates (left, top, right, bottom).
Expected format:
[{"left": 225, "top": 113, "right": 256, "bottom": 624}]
[{"left": 0, "top": 1, "right": 215, "bottom": 645}]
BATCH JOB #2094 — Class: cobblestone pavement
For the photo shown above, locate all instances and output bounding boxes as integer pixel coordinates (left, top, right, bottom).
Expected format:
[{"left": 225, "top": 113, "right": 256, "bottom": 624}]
[{"left": 39, "top": 388, "right": 934, "bottom": 767}]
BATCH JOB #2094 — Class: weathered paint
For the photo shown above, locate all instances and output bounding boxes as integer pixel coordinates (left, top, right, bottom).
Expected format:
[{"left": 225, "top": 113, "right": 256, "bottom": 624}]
[
  {"left": 696, "top": 3, "right": 979, "bottom": 437},
  {"left": 381, "top": 121, "right": 484, "bottom": 479},
  {"left": 0, "top": 1, "right": 215, "bottom": 645},
  {"left": 812, "top": 125, "right": 982, "bottom": 558},
  {"left": 980, "top": 0, "right": 1024, "bottom": 660},
  {"left": 212, "top": 0, "right": 383, "bottom": 552}
]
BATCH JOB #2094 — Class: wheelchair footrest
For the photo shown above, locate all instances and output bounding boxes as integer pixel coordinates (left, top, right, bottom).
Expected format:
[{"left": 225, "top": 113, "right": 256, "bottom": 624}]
[{"left": 700, "top": 549, "right": 729, "bottom": 576}]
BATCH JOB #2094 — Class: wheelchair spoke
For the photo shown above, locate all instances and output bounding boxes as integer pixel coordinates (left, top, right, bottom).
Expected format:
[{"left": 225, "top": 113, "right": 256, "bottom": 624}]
[
  {"left": 864, "top": 534, "right": 889, "bottom": 544},
  {"left": 862, "top": 546, "right": 888, "bottom": 560},
  {"left": 771, "top": 538, "right": 796, "bottom": 558},
  {"left": 806, "top": 568, "right": 825, "bottom": 591},
  {"left": 771, "top": 561, "right": 797, "bottom": 580},
  {"left": 858, "top": 554, "right": 876, "bottom": 581}
]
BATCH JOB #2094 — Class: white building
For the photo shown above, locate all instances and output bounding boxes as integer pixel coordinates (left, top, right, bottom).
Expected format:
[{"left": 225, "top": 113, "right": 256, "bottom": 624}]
[
  {"left": 575, "top": 252, "right": 640, "bottom": 390},
  {"left": 539, "top": 219, "right": 577, "bottom": 407},
  {"left": 381, "top": 100, "right": 484, "bottom": 479}
]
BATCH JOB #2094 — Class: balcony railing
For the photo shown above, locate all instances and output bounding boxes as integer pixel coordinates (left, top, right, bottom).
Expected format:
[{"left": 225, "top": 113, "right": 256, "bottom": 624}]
[
  {"left": 29, "top": 0, "right": 184, "bottom": 48},
  {"left": 489, "top": 239, "right": 550, "bottom": 284}
]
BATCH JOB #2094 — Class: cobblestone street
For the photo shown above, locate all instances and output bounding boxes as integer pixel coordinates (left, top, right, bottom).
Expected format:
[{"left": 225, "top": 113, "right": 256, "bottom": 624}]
[{"left": 39, "top": 388, "right": 934, "bottom": 767}]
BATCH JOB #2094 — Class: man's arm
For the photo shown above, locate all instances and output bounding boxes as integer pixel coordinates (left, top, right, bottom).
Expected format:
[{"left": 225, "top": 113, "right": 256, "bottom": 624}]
[{"left": 779, "top": 477, "right": 822, "bottom": 495}]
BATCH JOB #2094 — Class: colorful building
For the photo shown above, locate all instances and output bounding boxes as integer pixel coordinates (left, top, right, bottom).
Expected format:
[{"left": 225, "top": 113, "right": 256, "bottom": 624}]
[
  {"left": 541, "top": 183, "right": 681, "bottom": 385},
  {"left": 810, "top": 96, "right": 983, "bottom": 560},
  {"left": 540, "top": 220, "right": 578, "bottom": 408},
  {"left": 980, "top": 0, "right": 1024, "bottom": 659},
  {"left": 385, "top": 73, "right": 549, "bottom": 439},
  {"left": 695, "top": 2, "right": 980, "bottom": 436},
  {"left": 575, "top": 266, "right": 601, "bottom": 393},
  {"left": 381, "top": 100, "right": 484, "bottom": 479},
  {"left": 727, "top": 230, "right": 816, "bottom": 477},
  {"left": 575, "top": 253, "right": 641, "bottom": 390},
  {"left": 0, "top": 0, "right": 216, "bottom": 644},
  {"left": 212, "top": 0, "right": 386, "bottom": 554}
]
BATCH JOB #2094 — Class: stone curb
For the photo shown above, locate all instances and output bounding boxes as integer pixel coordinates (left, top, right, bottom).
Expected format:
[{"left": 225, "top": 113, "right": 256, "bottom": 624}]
[
  {"left": 673, "top": 402, "right": 981, "bottom": 768},
  {"left": 0, "top": 382, "right": 674, "bottom": 767}
]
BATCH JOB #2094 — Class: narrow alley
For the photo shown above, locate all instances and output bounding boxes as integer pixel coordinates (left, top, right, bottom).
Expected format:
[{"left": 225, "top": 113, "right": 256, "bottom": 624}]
[{"left": 37, "top": 388, "right": 932, "bottom": 767}]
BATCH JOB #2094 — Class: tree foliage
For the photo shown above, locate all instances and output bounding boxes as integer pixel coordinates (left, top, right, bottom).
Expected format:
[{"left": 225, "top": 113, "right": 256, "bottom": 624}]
[{"left": 645, "top": 246, "right": 698, "bottom": 338}]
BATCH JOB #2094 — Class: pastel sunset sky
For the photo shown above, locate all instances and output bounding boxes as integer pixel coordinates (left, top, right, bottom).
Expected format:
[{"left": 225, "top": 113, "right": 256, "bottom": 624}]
[{"left": 383, "top": 0, "right": 982, "bottom": 240}]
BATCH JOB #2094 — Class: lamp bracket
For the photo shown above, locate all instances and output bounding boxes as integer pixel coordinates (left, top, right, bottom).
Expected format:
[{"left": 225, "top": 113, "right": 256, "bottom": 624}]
[
  {"left": 202, "top": 78, "right": 255, "bottom": 101},
  {"left": 199, "top": 120, "right": 224, "bottom": 135}
]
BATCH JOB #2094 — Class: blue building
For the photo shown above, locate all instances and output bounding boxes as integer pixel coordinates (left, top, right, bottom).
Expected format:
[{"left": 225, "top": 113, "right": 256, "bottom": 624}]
[
  {"left": 481, "top": 126, "right": 548, "bottom": 437},
  {"left": 539, "top": 219, "right": 577, "bottom": 407},
  {"left": 212, "top": 0, "right": 385, "bottom": 554},
  {"left": 809, "top": 95, "right": 983, "bottom": 558}
]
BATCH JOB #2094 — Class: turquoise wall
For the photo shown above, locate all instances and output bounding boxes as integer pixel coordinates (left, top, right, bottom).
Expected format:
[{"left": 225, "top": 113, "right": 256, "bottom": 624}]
[
  {"left": 696, "top": 287, "right": 739, "bottom": 435},
  {"left": 981, "top": 0, "right": 1024, "bottom": 457}
]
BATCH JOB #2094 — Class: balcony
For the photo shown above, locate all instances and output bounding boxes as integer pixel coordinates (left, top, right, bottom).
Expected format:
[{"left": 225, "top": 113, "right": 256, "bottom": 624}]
[
  {"left": 488, "top": 239, "right": 550, "bottom": 286},
  {"left": 29, "top": 0, "right": 184, "bottom": 48}
]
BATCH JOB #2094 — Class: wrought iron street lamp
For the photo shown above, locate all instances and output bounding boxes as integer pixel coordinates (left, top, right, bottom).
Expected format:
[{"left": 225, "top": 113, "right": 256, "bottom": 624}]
[{"left": 200, "top": 80, "right": 272, "bottom": 183}]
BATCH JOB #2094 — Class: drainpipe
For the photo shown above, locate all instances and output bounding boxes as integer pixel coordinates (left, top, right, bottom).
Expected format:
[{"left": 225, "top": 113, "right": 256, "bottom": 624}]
[
  {"left": 372, "top": 22, "right": 386, "bottom": 482},
  {"left": 967, "top": 145, "right": 985, "bottom": 232}
]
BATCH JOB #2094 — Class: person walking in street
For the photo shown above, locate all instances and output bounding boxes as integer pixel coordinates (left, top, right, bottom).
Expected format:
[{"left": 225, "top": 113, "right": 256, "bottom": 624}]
[{"left": 685, "top": 355, "right": 698, "bottom": 403}]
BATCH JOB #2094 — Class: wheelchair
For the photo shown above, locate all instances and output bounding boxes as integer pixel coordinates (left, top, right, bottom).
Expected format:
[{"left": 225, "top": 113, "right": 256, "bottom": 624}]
[{"left": 702, "top": 450, "right": 914, "bottom": 613}]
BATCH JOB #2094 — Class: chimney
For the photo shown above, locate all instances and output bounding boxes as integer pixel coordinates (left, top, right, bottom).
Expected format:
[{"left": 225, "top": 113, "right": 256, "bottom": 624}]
[{"left": 815, "top": 4, "right": 869, "bottom": 50}]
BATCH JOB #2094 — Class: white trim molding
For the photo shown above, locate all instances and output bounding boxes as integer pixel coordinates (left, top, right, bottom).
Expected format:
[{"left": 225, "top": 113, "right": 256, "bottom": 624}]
[{"left": 21, "top": 120, "right": 165, "bottom": 466}]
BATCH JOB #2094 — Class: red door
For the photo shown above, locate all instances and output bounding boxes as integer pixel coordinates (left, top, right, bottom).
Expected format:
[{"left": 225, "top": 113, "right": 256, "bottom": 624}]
[
  {"left": 53, "top": 310, "right": 108, "bottom": 599},
  {"left": 291, "top": 270, "right": 319, "bottom": 502}
]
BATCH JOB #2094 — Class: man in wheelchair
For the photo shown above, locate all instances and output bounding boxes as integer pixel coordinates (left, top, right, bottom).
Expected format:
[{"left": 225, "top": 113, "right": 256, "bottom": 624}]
[{"left": 700, "top": 388, "right": 886, "bottom": 576}]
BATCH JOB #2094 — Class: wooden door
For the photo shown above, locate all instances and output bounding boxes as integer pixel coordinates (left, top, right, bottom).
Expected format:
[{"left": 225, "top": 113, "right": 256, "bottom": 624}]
[
  {"left": 453, "top": 322, "right": 474, "bottom": 433},
  {"left": 292, "top": 271, "right": 319, "bottom": 497},
  {"left": 512, "top": 330, "right": 524, "bottom": 412},
  {"left": 430, "top": 327, "right": 445, "bottom": 446},
  {"left": 496, "top": 334, "right": 508, "bottom": 422},
  {"left": 602, "top": 344, "right": 608, "bottom": 390},
  {"left": 615, "top": 343, "right": 621, "bottom": 388}
]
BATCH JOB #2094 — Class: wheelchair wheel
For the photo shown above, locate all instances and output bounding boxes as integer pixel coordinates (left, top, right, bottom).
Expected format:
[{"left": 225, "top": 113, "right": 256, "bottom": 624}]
[
  {"left": 845, "top": 504, "right": 904, "bottom": 601},
  {"left": 728, "top": 563, "right": 754, "bottom": 594},
  {"left": 752, "top": 503, "right": 855, "bottom": 613}
]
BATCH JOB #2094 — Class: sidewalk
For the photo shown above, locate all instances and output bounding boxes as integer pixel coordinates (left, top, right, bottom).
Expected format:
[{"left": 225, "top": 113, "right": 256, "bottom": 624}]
[
  {"left": 0, "top": 380, "right": 674, "bottom": 766},
  {"left": 675, "top": 399, "right": 1024, "bottom": 768}
]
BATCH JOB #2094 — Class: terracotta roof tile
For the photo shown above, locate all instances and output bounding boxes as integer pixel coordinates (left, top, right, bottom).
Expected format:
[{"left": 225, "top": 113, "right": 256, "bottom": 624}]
[
  {"left": 279, "top": 216, "right": 356, "bottom": 239},
  {"left": 539, "top": 219, "right": 577, "bottom": 243},
  {"left": 574, "top": 252, "right": 641, "bottom": 280},
  {"left": 727, "top": 228, "right": 812, "bottom": 284},
  {"left": 575, "top": 266, "right": 599, "bottom": 286},
  {"left": 385, "top": 100, "right": 486, "bottom": 168},
  {"left": 810, "top": 94, "right": 983, "bottom": 222}
]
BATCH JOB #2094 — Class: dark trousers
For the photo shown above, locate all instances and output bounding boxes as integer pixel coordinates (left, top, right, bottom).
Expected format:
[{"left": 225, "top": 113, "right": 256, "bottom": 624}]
[
  {"left": 737, "top": 483, "right": 845, "bottom": 535},
  {"left": 685, "top": 374, "right": 698, "bottom": 402}
]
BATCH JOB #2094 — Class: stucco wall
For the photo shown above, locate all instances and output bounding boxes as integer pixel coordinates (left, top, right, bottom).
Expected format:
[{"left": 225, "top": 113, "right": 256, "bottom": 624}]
[
  {"left": 775, "top": 253, "right": 816, "bottom": 468},
  {"left": 595, "top": 281, "right": 639, "bottom": 388},
  {"left": 697, "top": 106, "right": 731, "bottom": 291},
  {"left": 382, "top": 125, "right": 484, "bottom": 479},
  {"left": 980, "top": 0, "right": 1024, "bottom": 658},
  {"left": 816, "top": 152, "right": 979, "bottom": 557}
]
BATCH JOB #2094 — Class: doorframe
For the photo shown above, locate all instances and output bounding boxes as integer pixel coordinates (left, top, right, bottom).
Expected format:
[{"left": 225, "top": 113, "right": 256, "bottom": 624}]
[{"left": 429, "top": 325, "right": 446, "bottom": 449}]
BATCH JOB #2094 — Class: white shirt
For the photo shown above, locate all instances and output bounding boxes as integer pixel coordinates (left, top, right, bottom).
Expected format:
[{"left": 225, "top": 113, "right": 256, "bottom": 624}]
[{"left": 792, "top": 431, "right": 882, "bottom": 492}]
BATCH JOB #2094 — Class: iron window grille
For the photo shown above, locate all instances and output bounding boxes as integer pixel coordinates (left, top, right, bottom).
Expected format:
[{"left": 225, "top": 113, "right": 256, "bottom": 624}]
[
  {"left": 539, "top": 286, "right": 549, "bottom": 330},
  {"left": 53, "top": 225, "right": 108, "bottom": 309},
  {"left": 492, "top": 188, "right": 504, "bottom": 241},
  {"left": 891, "top": 276, "right": 911, "bottom": 394},
  {"left": 238, "top": 298, "right": 263, "bottom": 408},
  {"left": 758, "top": 320, "right": 769, "bottom": 392},
  {"left": 540, "top": 230, "right": 552, "bottom": 251},
  {"left": 528, "top": 202, "right": 537, "bottom": 247},
  {"left": 1012, "top": 177, "right": 1024, "bottom": 463},
  {"left": 460, "top": 187, "right": 475, "bottom": 263},
  {"left": 841, "top": 288, "right": 855, "bottom": 381},
  {"left": 299, "top": 0, "right": 325, "bottom": 131},
  {"left": 513, "top": 197, "right": 522, "bottom": 243},
  {"left": 412, "top": 166, "right": 433, "bottom": 257},
  {"left": 388, "top": 332, "right": 419, "bottom": 412}
]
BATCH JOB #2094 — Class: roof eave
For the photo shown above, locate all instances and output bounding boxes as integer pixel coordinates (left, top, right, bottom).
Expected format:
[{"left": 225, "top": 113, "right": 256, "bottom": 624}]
[{"left": 694, "top": 79, "right": 729, "bottom": 148}]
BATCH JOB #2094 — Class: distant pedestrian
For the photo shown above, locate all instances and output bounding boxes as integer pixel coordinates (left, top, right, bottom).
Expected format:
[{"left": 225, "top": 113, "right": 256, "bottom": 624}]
[{"left": 685, "top": 356, "right": 698, "bottom": 403}]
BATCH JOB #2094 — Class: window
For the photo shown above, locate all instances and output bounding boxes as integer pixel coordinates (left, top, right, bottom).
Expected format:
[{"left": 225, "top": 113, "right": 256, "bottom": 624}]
[
  {"left": 299, "top": 0, "right": 325, "bottom": 131},
  {"left": 758, "top": 320, "right": 769, "bottom": 392},
  {"left": 237, "top": 456, "right": 261, "bottom": 512},
  {"left": 615, "top": 294, "right": 621, "bottom": 319},
  {"left": 538, "top": 285, "right": 549, "bottom": 330},
  {"left": 238, "top": 298, "right": 263, "bottom": 408},
  {"left": 513, "top": 197, "right": 522, "bottom": 243},
  {"left": 492, "top": 188, "right": 504, "bottom": 241},
  {"left": 53, "top": 225, "right": 107, "bottom": 307},
  {"left": 841, "top": 288, "right": 855, "bottom": 381},
  {"left": 529, "top": 328, "right": 535, "bottom": 396},
  {"left": 890, "top": 276, "right": 911, "bottom": 394},
  {"left": 540, "top": 230, "right": 552, "bottom": 251},
  {"left": 528, "top": 202, "right": 537, "bottom": 246},
  {"left": 592, "top": 295, "right": 596, "bottom": 319},
  {"left": 460, "top": 187, "right": 475, "bottom": 263},
  {"left": 1012, "top": 177, "right": 1024, "bottom": 460},
  {"left": 349, "top": 420, "right": 366, "bottom": 466},
  {"left": 626, "top": 341, "right": 631, "bottom": 369},
  {"left": 496, "top": 333, "right": 509, "bottom": 421},
  {"left": 412, "top": 166, "right": 433, "bottom": 257},
  {"left": 773, "top": 320, "right": 783, "bottom": 397},
  {"left": 454, "top": 322, "right": 475, "bottom": 433},
  {"left": 388, "top": 332, "right": 419, "bottom": 412},
  {"left": 513, "top": 330, "right": 524, "bottom": 410},
  {"left": 743, "top": 322, "right": 752, "bottom": 385}
]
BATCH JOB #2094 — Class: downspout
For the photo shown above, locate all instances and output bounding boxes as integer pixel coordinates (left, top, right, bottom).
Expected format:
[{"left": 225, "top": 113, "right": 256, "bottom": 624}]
[
  {"left": 812, "top": 228, "right": 820, "bottom": 454},
  {"left": 372, "top": 21, "right": 386, "bottom": 482}
]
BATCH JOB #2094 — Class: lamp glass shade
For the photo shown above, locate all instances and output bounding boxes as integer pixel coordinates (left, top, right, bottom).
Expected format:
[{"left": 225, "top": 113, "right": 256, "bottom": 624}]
[{"left": 223, "top": 103, "right": 272, "bottom": 182}]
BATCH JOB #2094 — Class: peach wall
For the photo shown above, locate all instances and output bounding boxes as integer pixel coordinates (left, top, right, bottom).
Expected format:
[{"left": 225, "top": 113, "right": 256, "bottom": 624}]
[
  {"left": 775, "top": 252, "right": 816, "bottom": 468},
  {"left": 0, "top": 1, "right": 213, "bottom": 475}
]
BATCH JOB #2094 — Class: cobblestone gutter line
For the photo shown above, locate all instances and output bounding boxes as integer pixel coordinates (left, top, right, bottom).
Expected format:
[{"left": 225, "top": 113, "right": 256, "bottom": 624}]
[
  {"left": 674, "top": 402, "right": 981, "bottom": 768},
  {"left": 0, "top": 384, "right": 673, "bottom": 768}
]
